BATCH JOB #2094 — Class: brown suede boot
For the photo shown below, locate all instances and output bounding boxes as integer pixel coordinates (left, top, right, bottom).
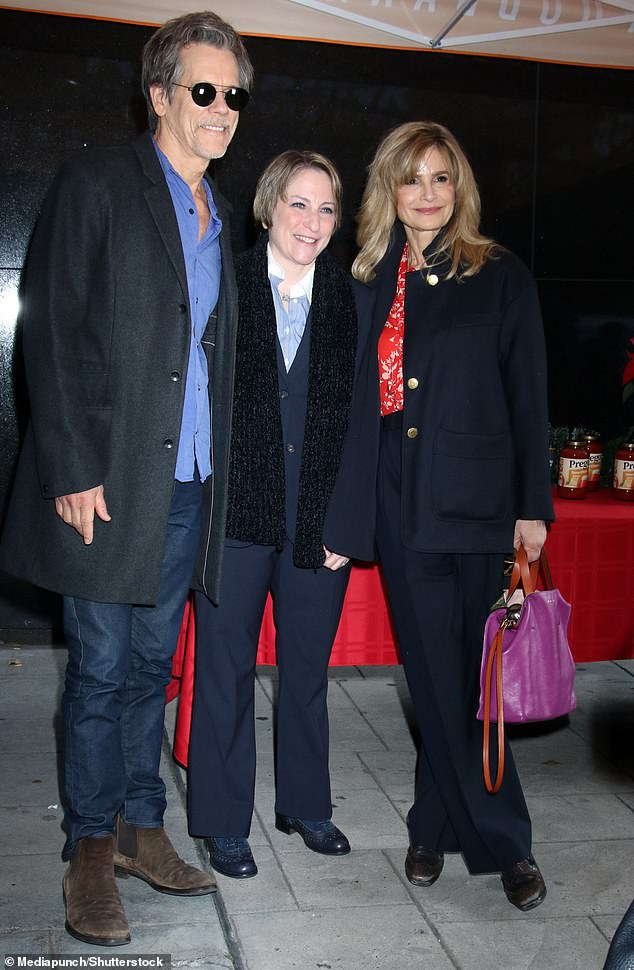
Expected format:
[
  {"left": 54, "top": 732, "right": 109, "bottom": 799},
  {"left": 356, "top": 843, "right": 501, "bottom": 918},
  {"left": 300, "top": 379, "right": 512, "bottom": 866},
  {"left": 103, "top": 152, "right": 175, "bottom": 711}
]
[
  {"left": 63, "top": 834, "right": 131, "bottom": 946},
  {"left": 113, "top": 816, "right": 216, "bottom": 895}
]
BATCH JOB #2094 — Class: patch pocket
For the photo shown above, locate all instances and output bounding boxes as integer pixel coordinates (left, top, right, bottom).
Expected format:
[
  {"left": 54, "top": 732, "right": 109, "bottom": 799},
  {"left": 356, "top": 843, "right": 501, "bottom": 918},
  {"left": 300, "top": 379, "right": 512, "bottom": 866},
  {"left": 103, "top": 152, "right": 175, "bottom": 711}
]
[{"left": 432, "top": 428, "right": 511, "bottom": 522}]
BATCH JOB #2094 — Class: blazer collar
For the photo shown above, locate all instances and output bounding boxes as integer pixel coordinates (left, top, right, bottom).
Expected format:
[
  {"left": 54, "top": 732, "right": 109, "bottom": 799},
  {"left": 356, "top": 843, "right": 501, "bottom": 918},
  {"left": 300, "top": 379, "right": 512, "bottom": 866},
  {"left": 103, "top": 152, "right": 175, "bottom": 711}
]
[
  {"left": 372, "top": 221, "right": 453, "bottom": 331},
  {"left": 387, "top": 220, "right": 452, "bottom": 276}
]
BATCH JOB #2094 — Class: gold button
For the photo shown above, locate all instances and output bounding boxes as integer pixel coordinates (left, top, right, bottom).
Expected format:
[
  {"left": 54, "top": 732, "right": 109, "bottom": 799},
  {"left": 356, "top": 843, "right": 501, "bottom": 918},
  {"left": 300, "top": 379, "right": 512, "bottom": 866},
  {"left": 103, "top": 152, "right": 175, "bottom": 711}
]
[
  {"left": 427, "top": 274, "right": 439, "bottom": 286},
  {"left": 407, "top": 427, "right": 418, "bottom": 439},
  {"left": 407, "top": 377, "right": 419, "bottom": 390}
]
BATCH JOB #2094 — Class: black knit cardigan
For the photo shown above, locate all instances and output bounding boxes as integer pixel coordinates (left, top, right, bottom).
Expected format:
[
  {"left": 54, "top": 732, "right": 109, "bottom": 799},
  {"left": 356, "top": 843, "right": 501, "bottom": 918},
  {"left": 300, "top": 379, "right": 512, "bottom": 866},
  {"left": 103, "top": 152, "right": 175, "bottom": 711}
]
[{"left": 225, "top": 233, "right": 358, "bottom": 568}]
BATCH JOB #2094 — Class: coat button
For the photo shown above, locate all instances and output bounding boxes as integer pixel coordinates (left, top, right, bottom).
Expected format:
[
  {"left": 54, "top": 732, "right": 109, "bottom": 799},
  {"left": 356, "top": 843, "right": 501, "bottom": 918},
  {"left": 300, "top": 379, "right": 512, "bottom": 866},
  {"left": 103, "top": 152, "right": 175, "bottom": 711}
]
[
  {"left": 170, "top": 370, "right": 181, "bottom": 382},
  {"left": 407, "top": 427, "right": 418, "bottom": 439},
  {"left": 163, "top": 438, "right": 174, "bottom": 449},
  {"left": 286, "top": 443, "right": 295, "bottom": 453},
  {"left": 427, "top": 274, "right": 439, "bottom": 286},
  {"left": 280, "top": 389, "right": 289, "bottom": 399},
  {"left": 407, "top": 377, "right": 419, "bottom": 390},
  {"left": 178, "top": 303, "right": 187, "bottom": 314}
]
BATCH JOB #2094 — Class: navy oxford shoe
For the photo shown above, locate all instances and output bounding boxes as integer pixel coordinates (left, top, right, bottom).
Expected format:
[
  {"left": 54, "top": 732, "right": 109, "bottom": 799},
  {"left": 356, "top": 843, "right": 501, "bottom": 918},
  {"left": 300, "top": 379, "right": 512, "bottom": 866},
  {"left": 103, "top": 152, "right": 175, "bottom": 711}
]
[
  {"left": 275, "top": 815, "right": 351, "bottom": 855},
  {"left": 206, "top": 837, "right": 257, "bottom": 879}
]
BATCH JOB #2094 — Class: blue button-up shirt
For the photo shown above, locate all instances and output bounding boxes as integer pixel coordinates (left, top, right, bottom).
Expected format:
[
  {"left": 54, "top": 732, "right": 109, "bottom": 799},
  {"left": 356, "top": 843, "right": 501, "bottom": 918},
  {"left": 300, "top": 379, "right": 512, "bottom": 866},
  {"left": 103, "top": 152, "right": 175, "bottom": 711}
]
[
  {"left": 268, "top": 246, "right": 313, "bottom": 371},
  {"left": 154, "top": 139, "right": 221, "bottom": 482}
]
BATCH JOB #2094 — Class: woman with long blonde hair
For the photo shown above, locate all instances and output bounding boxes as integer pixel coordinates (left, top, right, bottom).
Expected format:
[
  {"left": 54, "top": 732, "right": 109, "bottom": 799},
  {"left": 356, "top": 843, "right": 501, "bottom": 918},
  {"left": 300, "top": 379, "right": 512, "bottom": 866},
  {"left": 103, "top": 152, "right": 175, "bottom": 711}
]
[{"left": 354, "top": 121, "right": 553, "bottom": 911}]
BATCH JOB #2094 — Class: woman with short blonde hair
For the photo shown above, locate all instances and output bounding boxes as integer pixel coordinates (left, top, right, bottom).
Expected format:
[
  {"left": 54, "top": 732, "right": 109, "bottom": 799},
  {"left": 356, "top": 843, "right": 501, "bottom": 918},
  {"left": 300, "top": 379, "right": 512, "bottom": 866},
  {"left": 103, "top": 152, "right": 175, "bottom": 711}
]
[{"left": 188, "top": 149, "right": 376, "bottom": 879}]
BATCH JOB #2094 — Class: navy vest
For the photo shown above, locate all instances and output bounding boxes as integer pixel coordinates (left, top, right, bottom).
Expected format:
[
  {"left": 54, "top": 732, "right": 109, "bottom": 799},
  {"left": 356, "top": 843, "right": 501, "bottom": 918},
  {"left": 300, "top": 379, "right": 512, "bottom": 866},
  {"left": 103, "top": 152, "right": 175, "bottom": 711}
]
[{"left": 277, "top": 313, "right": 311, "bottom": 543}]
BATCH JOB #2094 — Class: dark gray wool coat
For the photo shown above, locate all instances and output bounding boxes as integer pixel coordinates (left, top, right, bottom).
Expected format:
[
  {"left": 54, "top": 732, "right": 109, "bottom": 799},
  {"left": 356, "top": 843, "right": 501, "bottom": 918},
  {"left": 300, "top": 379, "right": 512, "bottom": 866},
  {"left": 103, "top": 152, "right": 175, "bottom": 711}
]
[
  {"left": 0, "top": 132, "right": 237, "bottom": 605},
  {"left": 225, "top": 234, "right": 358, "bottom": 568}
]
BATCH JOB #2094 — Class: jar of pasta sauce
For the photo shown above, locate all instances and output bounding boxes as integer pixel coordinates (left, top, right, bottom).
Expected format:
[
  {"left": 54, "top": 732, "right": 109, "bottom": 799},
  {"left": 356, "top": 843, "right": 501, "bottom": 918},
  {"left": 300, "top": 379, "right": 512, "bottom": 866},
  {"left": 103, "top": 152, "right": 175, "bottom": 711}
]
[
  {"left": 583, "top": 434, "right": 603, "bottom": 491},
  {"left": 613, "top": 441, "right": 634, "bottom": 501},
  {"left": 557, "top": 439, "right": 589, "bottom": 499}
]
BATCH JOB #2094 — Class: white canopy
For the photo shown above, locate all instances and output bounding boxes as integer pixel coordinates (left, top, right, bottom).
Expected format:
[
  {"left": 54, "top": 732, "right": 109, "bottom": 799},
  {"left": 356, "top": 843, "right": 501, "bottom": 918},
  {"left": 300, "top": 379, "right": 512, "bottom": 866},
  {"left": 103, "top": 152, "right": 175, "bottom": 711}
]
[{"left": 5, "top": 0, "right": 634, "bottom": 68}]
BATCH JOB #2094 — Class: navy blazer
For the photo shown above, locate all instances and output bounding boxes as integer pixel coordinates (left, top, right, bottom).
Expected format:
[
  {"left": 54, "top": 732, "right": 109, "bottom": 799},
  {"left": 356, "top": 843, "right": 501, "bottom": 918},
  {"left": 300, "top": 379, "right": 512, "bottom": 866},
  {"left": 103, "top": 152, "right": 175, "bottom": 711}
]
[
  {"left": 322, "top": 279, "right": 380, "bottom": 561},
  {"left": 368, "top": 223, "right": 553, "bottom": 554}
]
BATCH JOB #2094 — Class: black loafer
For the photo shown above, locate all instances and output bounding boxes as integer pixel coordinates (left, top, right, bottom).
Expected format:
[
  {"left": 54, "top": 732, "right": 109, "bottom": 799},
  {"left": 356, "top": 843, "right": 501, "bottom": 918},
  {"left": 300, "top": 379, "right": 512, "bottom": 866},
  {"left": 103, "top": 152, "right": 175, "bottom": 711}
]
[
  {"left": 276, "top": 815, "right": 351, "bottom": 855},
  {"left": 405, "top": 846, "right": 444, "bottom": 887},
  {"left": 501, "top": 854, "right": 547, "bottom": 911},
  {"left": 206, "top": 837, "right": 257, "bottom": 879}
]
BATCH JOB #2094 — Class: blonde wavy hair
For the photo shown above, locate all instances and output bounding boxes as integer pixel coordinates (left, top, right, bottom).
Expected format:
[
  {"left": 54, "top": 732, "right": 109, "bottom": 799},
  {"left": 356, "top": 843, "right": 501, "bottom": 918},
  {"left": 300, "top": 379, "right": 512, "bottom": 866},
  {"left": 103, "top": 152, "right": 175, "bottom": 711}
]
[{"left": 352, "top": 121, "right": 497, "bottom": 283}]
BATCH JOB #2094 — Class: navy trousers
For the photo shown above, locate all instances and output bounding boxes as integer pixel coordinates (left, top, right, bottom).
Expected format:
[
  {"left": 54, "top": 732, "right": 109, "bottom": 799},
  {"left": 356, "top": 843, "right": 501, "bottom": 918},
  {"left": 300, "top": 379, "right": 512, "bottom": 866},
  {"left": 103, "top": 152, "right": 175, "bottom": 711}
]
[
  {"left": 187, "top": 538, "right": 350, "bottom": 837},
  {"left": 376, "top": 422, "right": 532, "bottom": 874}
]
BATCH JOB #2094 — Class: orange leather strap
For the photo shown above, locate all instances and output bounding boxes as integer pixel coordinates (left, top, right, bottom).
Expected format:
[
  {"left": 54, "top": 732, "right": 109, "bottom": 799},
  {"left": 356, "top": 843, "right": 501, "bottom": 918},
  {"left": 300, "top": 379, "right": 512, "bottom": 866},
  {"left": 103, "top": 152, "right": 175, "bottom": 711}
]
[
  {"left": 482, "top": 624, "right": 505, "bottom": 793},
  {"left": 509, "top": 544, "right": 554, "bottom": 598},
  {"left": 482, "top": 542, "right": 552, "bottom": 793}
]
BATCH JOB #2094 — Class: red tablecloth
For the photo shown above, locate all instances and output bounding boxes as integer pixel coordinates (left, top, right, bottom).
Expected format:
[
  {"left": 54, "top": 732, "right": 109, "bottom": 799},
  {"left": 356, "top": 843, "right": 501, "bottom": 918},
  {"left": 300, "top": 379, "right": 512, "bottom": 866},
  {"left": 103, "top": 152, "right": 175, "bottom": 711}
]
[
  {"left": 168, "top": 487, "right": 633, "bottom": 764},
  {"left": 544, "top": 488, "right": 633, "bottom": 663}
]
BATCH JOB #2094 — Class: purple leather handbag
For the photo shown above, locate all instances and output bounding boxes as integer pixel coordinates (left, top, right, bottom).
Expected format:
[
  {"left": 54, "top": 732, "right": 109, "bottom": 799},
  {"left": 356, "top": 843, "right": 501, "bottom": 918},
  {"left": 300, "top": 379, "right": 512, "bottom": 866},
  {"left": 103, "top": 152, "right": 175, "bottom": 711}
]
[{"left": 477, "top": 544, "right": 576, "bottom": 792}]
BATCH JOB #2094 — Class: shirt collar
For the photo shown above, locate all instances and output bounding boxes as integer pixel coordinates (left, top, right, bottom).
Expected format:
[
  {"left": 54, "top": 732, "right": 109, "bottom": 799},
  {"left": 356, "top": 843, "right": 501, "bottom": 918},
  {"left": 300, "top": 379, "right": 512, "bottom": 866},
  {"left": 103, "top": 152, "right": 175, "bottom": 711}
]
[
  {"left": 267, "top": 243, "right": 315, "bottom": 302},
  {"left": 152, "top": 136, "right": 217, "bottom": 213},
  {"left": 152, "top": 135, "right": 186, "bottom": 184}
]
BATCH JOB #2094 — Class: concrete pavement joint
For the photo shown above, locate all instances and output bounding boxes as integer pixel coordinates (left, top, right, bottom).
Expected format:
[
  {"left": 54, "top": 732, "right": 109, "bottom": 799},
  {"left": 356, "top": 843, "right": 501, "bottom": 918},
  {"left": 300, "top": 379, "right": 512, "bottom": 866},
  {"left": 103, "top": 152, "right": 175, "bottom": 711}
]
[
  {"left": 381, "top": 847, "right": 462, "bottom": 969},
  {"left": 252, "top": 802, "right": 303, "bottom": 910},
  {"left": 161, "top": 727, "right": 249, "bottom": 970},
  {"left": 333, "top": 680, "right": 392, "bottom": 751},
  {"left": 355, "top": 749, "right": 413, "bottom": 820}
]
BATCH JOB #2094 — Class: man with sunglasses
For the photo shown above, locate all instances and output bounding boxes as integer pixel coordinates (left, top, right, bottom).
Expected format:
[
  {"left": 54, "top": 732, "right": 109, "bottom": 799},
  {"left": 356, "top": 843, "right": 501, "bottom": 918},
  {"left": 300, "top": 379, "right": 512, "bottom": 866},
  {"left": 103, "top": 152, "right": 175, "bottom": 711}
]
[{"left": 0, "top": 11, "right": 252, "bottom": 947}]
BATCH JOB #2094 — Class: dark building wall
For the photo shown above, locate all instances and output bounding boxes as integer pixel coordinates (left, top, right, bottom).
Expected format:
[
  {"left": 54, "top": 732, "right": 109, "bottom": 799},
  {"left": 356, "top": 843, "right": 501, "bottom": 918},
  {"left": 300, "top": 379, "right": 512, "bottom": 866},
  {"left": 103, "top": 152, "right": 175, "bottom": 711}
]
[{"left": 0, "top": 9, "right": 632, "bottom": 635}]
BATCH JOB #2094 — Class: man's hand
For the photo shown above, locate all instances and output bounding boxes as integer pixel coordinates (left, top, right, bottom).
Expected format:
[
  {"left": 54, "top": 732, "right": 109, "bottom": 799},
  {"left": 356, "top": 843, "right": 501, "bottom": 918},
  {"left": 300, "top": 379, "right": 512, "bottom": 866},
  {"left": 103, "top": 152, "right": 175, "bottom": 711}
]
[
  {"left": 323, "top": 546, "right": 351, "bottom": 572},
  {"left": 55, "top": 485, "right": 111, "bottom": 545},
  {"left": 513, "top": 519, "right": 547, "bottom": 563}
]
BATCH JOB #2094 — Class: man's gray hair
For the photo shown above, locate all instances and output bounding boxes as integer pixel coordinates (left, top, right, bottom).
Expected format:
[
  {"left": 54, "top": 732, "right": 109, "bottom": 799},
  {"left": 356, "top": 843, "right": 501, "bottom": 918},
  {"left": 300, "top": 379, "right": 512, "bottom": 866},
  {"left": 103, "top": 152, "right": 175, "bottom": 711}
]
[{"left": 142, "top": 10, "right": 254, "bottom": 132}]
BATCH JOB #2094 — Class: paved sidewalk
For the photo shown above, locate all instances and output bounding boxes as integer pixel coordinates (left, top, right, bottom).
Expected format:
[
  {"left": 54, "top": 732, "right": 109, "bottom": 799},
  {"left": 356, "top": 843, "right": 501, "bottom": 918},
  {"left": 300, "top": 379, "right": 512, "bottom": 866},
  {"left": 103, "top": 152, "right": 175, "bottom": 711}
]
[{"left": 1, "top": 643, "right": 633, "bottom": 969}]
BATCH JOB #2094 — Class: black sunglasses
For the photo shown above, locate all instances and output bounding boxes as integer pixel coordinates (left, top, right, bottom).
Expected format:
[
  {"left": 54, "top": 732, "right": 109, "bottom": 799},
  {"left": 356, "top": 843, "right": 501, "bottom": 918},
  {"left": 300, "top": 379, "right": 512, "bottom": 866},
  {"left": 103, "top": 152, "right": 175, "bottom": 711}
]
[{"left": 173, "top": 81, "right": 249, "bottom": 111}]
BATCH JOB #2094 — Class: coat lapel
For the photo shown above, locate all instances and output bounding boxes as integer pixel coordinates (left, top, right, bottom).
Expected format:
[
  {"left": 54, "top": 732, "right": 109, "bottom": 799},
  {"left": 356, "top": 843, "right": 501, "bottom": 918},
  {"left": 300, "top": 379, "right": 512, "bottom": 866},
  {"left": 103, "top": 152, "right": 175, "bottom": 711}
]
[
  {"left": 133, "top": 133, "right": 189, "bottom": 302},
  {"left": 373, "top": 225, "right": 405, "bottom": 338}
]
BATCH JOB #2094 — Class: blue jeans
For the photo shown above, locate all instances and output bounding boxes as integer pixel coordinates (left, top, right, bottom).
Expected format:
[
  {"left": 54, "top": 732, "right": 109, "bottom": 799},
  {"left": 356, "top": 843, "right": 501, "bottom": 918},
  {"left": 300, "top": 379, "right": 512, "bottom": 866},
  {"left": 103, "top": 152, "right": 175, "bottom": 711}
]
[{"left": 61, "top": 479, "right": 202, "bottom": 858}]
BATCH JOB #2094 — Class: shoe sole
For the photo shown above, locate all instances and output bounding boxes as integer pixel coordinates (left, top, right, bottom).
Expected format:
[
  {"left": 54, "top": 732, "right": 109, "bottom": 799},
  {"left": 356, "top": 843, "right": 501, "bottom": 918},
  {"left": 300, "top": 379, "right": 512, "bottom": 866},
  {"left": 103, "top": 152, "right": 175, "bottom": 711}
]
[
  {"left": 114, "top": 865, "right": 217, "bottom": 895},
  {"left": 505, "top": 887, "right": 547, "bottom": 912},
  {"left": 65, "top": 920, "right": 131, "bottom": 947},
  {"left": 207, "top": 859, "right": 258, "bottom": 879},
  {"left": 405, "top": 871, "right": 441, "bottom": 887}
]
